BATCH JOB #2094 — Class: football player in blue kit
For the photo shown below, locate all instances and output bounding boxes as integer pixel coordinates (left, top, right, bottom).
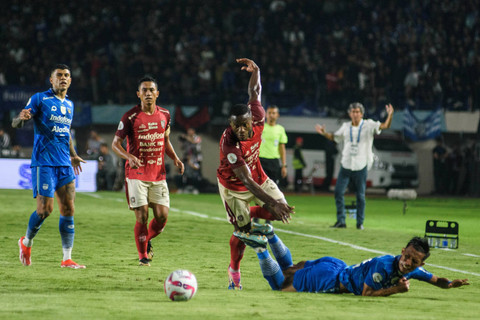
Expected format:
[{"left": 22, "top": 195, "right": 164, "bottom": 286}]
[
  {"left": 12, "top": 64, "right": 87, "bottom": 269},
  {"left": 247, "top": 233, "right": 469, "bottom": 296}
]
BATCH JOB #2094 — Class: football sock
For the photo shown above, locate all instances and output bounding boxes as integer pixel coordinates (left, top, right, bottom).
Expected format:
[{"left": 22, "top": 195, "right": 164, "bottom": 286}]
[
  {"left": 147, "top": 217, "right": 167, "bottom": 241},
  {"left": 134, "top": 222, "right": 148, "bottom": 260},
  {"left": 59, "top": 216, "right": 75, "bottom": 261},
  {"left": 229, "top": 234, "right": 245, "bottom": 271},
  {"left": 25, "top": 211, "right": 45, "bottom": 247},
  {"left": 250, "top": 206, "right": 274, "bottom": 221},
  {"left": 268, "top": 234, "right": 293, "bottom": 270},
  {"left": 256, "top": 250, "right": 284, "bottom": 290}
]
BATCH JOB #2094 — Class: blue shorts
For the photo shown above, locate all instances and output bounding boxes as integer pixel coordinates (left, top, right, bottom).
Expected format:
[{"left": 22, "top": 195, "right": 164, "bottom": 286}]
[
  {"left": 293, "top": 257, "right": 347, "bottom": 293},
  {"left": 32, "top": 166, "right": 75, "bottom": 198}
]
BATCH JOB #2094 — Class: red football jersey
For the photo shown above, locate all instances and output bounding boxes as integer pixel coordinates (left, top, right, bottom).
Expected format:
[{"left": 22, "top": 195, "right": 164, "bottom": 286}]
[
  {"left": 115, "top": 105, "right": 170, "bottom": 182},
  {"left": 217, "top": 100, "right": 268, "bottom": 191}
]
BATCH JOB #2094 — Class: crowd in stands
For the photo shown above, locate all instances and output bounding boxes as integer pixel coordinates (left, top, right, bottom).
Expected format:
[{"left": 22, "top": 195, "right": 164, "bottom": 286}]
[{"left": 1, "top": 0, "right": 479, "bottom": 114}]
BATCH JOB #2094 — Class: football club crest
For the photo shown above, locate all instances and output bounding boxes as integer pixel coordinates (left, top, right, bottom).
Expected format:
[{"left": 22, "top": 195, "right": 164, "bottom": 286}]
[
  {"left": 161, "top": 120, "right": 165, "bottom": 129},
  {"left": 227, "top": 153, "right": 237, "bottom": 164},
  {"left": 42, "top": 184, "right": 49, "bottom": 190},
  {"left": 61, "top": 105, "right": 66, "bottom": 115}
]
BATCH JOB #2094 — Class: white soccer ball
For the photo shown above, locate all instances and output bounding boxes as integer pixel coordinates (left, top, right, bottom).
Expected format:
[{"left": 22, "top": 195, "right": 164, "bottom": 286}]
[{"left": 164, "top": 269, "right": 198, "bottom": 301}]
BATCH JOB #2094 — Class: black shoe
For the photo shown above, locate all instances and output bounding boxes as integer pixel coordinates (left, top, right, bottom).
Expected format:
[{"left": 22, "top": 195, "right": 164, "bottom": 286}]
[
  {"left": 147, "top": 240, "right": 154, "bottom": 260},
  {"left": 139, "top": 257, "right": 151, "bottom": 266},
  {"left": 356, "top": 224, "right": 364, "bottom": 230},
  {"left": 330, "top": 221, "right": 346, "bottom": 228}
]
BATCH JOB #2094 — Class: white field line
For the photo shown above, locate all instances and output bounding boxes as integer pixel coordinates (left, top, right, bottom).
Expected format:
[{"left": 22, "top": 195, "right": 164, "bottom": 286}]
[{"left": 82, "top": 193, "right": 480, "bottom": 277}]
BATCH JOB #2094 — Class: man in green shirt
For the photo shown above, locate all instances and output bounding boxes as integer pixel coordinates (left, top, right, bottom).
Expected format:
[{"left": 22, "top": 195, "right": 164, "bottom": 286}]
[{"left": 259, "top": 105, "right": 288, "bottom": 185}]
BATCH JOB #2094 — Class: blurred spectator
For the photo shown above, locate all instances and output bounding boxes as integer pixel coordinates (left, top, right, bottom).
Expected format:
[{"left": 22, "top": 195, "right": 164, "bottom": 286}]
[
  {"left": 0, "top": 127, "right": 12, "bottom": 157},
  {"left": 292, "top": 136, "right": 306, "bottom": 193},
  {"left": 179, "top": 128, "right": 203, "bottom": 174},
  {"left": 432, "top": 137, "right": 448, "bottom": 195},
  {"left": 96, "top": 142, "right": 117, "bottom": 191},
  {"left": 0, "top": 1, "right": 479, "bottom": 111},
  {"left": 86, "top": 130, "right": 104, "bottom": 159}
]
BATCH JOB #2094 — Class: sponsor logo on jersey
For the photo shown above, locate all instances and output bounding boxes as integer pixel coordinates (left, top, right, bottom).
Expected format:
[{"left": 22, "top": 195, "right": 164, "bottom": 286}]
[
  {"left": 148, "top": 122, "right": 158, "bottom": 129},
  {"left": 372, "top": 272, "right": 383, "bottom": 283},
  {"left": 49, "top": 114, "right": 72, "bottom": 125},
  {"left": 138, "top": 132, "right": 164, "bottom": 142},
  {"left": 227, "top": 153, "right": 237, "bottom": 164},
  {"left": 52, "top": 126, "right": 70, "bottom": 133},
  {"left": 117, "top": 121, "right": 124, "bottom": 130},
  {"left": 42, "top": 96, "right": 54, "bottom": 100},
  {"left": 139, "top": 124, "right": 146, "bottom": 129},
  {"left": 148, "top": 160, "right": 155, "bottom": 164},
  {"left": 51, "top": 106, "right": 57, "bottom": 111}
]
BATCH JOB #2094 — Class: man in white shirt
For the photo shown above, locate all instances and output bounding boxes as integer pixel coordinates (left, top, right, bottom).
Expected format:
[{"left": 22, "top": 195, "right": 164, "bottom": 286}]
[{"left": 315, "top": 102, "right": 394, "bottom": 229}]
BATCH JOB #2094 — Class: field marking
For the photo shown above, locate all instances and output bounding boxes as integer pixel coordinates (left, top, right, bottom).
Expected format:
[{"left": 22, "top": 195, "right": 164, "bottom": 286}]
[
  {"left": 173, "top": 207, "right": 480, "bottom": 278},
  {"left": 81, "top": 194, "right": 480, "bottom": 277}
]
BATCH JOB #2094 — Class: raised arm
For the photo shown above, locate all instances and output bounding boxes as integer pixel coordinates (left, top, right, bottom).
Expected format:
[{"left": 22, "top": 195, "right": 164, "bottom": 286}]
[
  {"left": 379, "top": 104, "right": 394, "bottom": 130},
  {"left": 232, "top": 165, "right": 293, "bottom": 224},
  {"left": 236, "top": 58, "right": 261, "bottom": 103},
  {"left": 315, "top": 124, "right": 334, "bottom": 141},
  {"left": 12, "top": 108, "right": 32, "bottom": 128}
]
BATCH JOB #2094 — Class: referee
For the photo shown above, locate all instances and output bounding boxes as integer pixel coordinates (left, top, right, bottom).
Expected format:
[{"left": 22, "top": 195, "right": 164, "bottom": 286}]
[{"left": 256, "top": 105, "right": 288, "bottom": 224}]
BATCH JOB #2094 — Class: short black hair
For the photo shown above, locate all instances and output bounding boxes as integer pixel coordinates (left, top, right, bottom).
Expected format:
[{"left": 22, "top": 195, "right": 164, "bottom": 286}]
[
  {"left": 50, "top": 64, "right": 71, "bottom": 75},
  {"left": 138, "top": 75, "right": 158, "bottom": 89},
  {"left": 229, "top": 104, "right": 251, "bottom": 118},
  {"left": 267, "top": 104, "right": 279, "bottom": 110},
  {"left": 406, "top": 237, "right": 430, "bottom": 260}
]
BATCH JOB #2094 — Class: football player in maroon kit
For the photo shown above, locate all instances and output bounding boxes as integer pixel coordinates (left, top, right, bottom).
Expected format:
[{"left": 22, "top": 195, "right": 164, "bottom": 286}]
[
  {"left": 217, "top": 58, "right": 295, "bottom": 289},
  {"left": 112, "top": 76, "right": 184, "bottom": 266}
]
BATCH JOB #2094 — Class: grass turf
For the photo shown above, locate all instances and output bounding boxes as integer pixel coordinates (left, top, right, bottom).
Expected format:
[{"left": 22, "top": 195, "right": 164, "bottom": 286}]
[{"left": 0, "top": 189, "right": 478, "bottom": 320}]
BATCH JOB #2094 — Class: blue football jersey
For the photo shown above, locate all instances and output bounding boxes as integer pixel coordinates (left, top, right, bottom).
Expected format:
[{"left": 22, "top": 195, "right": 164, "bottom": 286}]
[
  {"left": 339, "top": 255, "right": 433, "bottom": 295},
  {"left": 25, "top": 89, "right": 74, "bottom": 167}
]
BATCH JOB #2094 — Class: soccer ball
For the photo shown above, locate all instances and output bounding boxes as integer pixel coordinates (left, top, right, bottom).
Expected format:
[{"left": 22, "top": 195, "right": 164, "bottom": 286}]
[{"left": 164, "top": 269, "right": 197, "bottom": 301}]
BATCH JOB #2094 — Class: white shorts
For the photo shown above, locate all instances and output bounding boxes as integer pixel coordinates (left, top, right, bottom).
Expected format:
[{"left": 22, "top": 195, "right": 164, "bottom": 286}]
[
  {"left": 126, "top": 178, "right": 170, "bottom": 209},
  {"left": 217, "top": 178, "right": 285, "bottom": 228}
]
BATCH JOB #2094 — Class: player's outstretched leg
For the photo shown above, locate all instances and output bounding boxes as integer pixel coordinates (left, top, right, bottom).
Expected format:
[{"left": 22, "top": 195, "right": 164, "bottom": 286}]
[
  {"left": 256, "top": 249, "right": 285, "bottom": 290},
  {"left": 251, "top": 222, "right": 293, "bottom": 270},
  {"left": 59, "top": 215, "right": 85, "bottom": 269}
]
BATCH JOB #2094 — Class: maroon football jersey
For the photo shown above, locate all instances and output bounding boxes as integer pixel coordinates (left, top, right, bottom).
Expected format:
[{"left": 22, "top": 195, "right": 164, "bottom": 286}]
[
  {"left": 217, "top": 100, "right": 268, "bottom": 191},
  {"left": 115, "top": 105, "right": 170, "bottom": 181}
]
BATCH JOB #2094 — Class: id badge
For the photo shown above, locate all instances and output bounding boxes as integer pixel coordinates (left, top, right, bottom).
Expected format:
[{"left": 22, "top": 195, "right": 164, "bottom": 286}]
[{"left": 350, "top": 144, "right": 359, "bottom": 156}]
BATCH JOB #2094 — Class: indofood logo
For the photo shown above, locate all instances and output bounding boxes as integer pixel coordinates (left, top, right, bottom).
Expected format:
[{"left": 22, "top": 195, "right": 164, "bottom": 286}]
[
  {"left": 138, "top": 132, "right": 164, "bottom": 142},
  {"left": 49, "top": 114, "right": 72, "bottom": 125}
]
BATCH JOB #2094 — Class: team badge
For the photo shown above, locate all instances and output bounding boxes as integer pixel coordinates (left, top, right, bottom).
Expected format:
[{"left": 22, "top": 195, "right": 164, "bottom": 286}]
[
  {"left": 61, "top": 105, "right": 66, "bottom": 115},
  {"left": 161, "top": 120, "right": 165, "bottom": 129},
  {"left": 227, "top": 153, "right": 237, "bottom": 164},
  {"left": 372, "top": 272, "right": 383, "bottom": 283},
  {"left": 117, "top": 121, "right": 124, "bottom": 130},
  {"left": 130, "top": 196, "right": 136, "bottom": 204},
  {"left": 42, "top": 184, "right": 49, "bottom": 190}
]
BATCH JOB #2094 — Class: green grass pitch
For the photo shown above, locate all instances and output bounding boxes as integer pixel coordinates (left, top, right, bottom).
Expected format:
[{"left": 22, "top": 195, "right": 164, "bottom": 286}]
[{"left": 0, "top": 189, "right": 479, "bottom": 320}]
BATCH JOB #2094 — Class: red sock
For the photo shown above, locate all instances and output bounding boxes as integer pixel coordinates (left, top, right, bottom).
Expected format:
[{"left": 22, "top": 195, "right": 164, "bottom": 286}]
[
  {"left": 229, "top": 234, "right": 245, "bottom": 270},
  {"left": 147, "top": 217, "right": 166, "bottom": 241},
  {"left": 134, "top": 222, "right": 148, "bottom": 260},
  {"left": 250, "top": 206, "right": 275, "bottom": 221}
]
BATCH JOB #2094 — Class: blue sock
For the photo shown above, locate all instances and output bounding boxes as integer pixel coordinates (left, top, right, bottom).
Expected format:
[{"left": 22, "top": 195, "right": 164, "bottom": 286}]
[
  {"left": 26, "top": 211, "right": 45, "bottom": 240},
  {"left": 257, "top": 250, "right": 285, "bottom": 290},
  {"left": 59, "top": 216, "right": 75, "bottom": 249},
  {"left": 268, "top": 234, "right": 293, "bottom": 270}
]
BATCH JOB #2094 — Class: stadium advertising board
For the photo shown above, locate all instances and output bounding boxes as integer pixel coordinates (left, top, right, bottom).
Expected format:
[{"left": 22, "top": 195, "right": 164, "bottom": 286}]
[{"left": 0, "top": 159, "right": 97, "bottom": 192}]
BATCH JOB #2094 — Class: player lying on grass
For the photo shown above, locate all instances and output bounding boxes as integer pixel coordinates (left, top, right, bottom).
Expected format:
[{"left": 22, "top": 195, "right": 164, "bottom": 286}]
[{"left": 243, "top": 229, "right": 469, "bottom": 296}]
